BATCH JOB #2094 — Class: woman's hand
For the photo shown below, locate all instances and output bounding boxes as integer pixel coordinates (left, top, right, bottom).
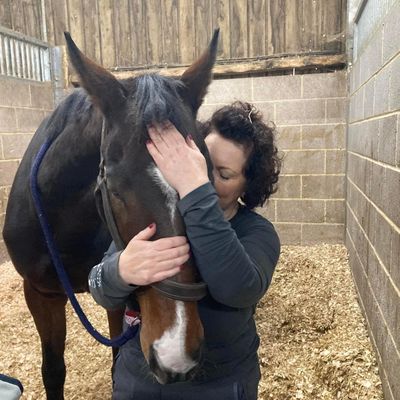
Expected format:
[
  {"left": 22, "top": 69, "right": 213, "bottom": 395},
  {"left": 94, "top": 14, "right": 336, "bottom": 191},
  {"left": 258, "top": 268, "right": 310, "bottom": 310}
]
[
  {"left": 118, "top": 223, "right": 190, "bottom": 286},
  {"left": 146, "top": 122, "right": 209, "bottom": 198}
]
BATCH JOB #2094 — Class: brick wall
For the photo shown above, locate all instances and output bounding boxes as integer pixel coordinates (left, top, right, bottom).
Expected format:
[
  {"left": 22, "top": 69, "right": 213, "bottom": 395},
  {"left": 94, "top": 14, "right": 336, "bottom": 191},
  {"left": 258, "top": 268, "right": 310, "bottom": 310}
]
[
  {"left": 0, "top": 76, "right": 54, "bottom": 261},
  {"left": 199, "top": 71, "right": 347, "bottom": 245},
  {"left": 347, "top": 1, "right": 400, "bottom": 399}
]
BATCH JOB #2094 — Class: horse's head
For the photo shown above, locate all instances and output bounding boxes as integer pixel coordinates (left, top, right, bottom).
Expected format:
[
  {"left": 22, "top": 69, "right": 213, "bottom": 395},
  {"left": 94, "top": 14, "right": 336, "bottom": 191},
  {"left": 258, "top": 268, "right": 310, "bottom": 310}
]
[{"left": 65, "top": 31, "right": 219, "bottom": 383}]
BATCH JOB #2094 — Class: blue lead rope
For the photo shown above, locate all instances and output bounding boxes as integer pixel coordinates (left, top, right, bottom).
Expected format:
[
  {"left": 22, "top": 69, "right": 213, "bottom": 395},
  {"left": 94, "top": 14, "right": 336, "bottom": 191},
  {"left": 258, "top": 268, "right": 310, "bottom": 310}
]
[{"left": 29, "top": 139, "right": 138, "bottom": 347}]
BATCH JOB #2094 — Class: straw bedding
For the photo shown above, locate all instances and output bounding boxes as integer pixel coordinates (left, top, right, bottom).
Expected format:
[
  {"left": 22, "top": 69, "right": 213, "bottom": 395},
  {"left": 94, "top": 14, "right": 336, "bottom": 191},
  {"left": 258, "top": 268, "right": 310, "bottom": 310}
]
[{"left": 0, "top": 244, "right": 383, "bottom": 399}]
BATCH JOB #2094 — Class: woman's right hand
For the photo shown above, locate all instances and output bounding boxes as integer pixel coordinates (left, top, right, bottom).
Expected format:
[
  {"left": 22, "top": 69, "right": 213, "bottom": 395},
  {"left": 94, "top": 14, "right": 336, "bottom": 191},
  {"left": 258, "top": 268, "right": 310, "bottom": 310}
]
[{"left": 118, "top": 223, "right": 190, "bottom": 286}]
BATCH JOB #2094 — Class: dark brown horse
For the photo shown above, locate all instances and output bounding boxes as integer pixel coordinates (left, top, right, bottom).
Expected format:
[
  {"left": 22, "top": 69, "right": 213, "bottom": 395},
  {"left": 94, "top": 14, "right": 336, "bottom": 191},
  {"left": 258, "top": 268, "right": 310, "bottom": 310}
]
[{"left": 3, "top": 31, "right": 219, "bottom": 399}]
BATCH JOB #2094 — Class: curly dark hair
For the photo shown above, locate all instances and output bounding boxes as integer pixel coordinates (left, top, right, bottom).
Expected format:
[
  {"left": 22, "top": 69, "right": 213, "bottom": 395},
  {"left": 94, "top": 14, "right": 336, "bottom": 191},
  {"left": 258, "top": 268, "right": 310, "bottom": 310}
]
[{"left": 200, "top": 101, "right": 281, "bottom": 209}]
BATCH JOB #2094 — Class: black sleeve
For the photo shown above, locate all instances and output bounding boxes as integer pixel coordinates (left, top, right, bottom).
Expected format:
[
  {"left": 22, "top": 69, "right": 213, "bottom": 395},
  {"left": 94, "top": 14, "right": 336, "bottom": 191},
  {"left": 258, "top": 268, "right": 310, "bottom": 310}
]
[
  {"left": 88, "top": 242, "right": 137, "bottom": 310},
  {"left": 178, "top": 182, "right": 280, "bottom": 308}
]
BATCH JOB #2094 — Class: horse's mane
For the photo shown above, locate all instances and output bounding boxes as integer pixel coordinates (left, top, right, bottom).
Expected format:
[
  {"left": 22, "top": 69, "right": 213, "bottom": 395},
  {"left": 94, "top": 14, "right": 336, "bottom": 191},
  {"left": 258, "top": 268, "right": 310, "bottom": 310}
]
[
  {"left": 42, "top": 89, "right": 98, "bottom": 144},
  {"left": 131, "top": 74, "right": 187, "bottom": 133}
]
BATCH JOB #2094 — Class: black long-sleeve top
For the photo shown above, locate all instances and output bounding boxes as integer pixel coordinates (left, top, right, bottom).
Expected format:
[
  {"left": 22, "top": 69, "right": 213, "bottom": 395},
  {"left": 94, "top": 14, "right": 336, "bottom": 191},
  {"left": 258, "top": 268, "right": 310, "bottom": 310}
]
[{"left": 89, "top": 182, "right": 280, "bottom": 379}]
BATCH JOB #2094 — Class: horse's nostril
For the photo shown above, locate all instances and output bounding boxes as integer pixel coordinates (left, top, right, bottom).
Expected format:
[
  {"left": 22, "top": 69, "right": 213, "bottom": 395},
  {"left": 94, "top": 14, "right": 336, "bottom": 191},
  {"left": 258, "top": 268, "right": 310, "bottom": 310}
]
[{"left": 191, "top": 341, "right": 204, "bottom": 364}]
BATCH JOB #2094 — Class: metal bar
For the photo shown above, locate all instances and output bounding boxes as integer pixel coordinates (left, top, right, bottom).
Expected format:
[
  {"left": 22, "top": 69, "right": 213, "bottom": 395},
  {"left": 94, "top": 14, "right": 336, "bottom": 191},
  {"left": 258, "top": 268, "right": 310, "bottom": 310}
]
[
  {"left": 16, "top": 41, "right": 22, "bottom": 78},
  {"left": 4, "top": 37, "right": 11, "bottom": 76},
  {"left": 10, "top": 38, "right": 16, "bottom": 77},
  {"left": 35, "top": 47, "right": 41, "bottom": 81},
  {"left": 0, "top": 35, "right": 4, "bottom": 75},
  {"left": 44, "top": 49, "right": 51, "bottom": 81},
  {"left": 26, "top": 43, "right": 32, "bottom": 80},
  {"left": 30, "top": 45, "right": 36, "bottom": 80},
  {"left": 39, "top": 48, "right": 44, "bottom": 81},
  {"left": 21, "top": 41, "right": 27, "bottom": 79}
]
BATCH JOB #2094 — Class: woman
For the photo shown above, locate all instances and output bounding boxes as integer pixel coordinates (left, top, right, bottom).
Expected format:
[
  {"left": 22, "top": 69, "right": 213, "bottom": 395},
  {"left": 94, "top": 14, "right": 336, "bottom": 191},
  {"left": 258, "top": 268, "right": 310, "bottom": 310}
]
[{"left": 89, "top": 101, "right": 281, "bottom": 399}]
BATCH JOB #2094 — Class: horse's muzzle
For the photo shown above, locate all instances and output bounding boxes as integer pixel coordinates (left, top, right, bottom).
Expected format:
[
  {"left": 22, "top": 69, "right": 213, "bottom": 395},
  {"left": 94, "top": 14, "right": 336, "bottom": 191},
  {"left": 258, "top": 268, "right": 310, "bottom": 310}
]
[{"left": 148, "top": 344, "right": 203, "bottom": 384}]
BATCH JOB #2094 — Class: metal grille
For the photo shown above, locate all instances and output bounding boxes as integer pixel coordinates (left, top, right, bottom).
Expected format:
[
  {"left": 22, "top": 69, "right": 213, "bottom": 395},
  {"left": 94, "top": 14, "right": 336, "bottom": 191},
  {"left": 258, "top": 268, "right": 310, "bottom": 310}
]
[{"left": 0, "top": 26, "right": 51, "bottom": 82}]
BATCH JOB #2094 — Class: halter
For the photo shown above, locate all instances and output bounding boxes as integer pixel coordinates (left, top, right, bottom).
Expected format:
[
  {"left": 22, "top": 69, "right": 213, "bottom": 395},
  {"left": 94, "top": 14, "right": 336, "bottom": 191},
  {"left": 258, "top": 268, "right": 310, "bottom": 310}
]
[{"left": 97, "top": 119, "right": 208, "bottom": 302}]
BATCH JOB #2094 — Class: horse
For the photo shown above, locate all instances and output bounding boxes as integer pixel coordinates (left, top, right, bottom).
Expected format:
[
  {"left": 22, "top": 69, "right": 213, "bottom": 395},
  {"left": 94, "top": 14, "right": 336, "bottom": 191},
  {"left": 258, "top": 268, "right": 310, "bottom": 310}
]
[{"left": 2, "top": 30, "right": 219, "bottom": 399}]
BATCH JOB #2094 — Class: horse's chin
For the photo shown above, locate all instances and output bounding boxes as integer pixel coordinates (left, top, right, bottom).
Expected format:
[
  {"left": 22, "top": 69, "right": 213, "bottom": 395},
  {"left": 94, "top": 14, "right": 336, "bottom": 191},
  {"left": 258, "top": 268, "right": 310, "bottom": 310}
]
[{"left": 149, "top": 345, "right": 198, "bottom": 384}]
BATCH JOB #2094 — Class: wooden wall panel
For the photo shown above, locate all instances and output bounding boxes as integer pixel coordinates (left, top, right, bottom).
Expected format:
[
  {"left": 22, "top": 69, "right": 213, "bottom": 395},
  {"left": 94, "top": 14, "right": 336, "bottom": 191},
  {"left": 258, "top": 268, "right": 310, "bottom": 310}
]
[
  {"left": 230, "top": 0, "right": 247, "bottom": 58},
  {"left": 51, "top": 0, "right": 69, "bottom": 45},
  {"left": 67, "top": 0, "right": 84, "bottom": 50},
  {"left": 285, "top": 0, "right": 302, "bottom": 54},
  {"left": 302, "top": 0, "right": 320, "bottom": 52},
  {"left": 98, "top": 0, "right": 115, "bottom": 67},
  {"left": 194, "top": 0, "right": 211, "bottom": 58},
  {"left": 212, "top": 0, "right": 230, "bottom": 59},
  {"left": 162, "top": 0, "right": 179, "bottom": 64},
  {"left": 10, "top": 0, "right": 25, "bottom": 34},
  {"left": 249, "top": 0, "right": 266, "bottom": 57},
  {"left": 83, "top": 0, "right": 101, "bottom": 62},
  {"left": 322, "top": 0, "right": 343, "bottom": 52},
  {"left": 1, "top": 0, "right": 347, "bottom": 68},
  {"left": 113, "top": 0, "right": 132, "bottom": 66},
  {"left": 22, "top": 0, "right": 41, "bottom": 39},
  {"left": 179, "top": 0, "right": 195, "bottom": 63},
  {"left": 130, "top": 0, "right": 145, "bottom": 65},
  {"left": 145, "top": 0, "right": 162, "bottom": 64},
  {"left": 270, "top": 0, "right": 286, "bottom": 54},
  {"left": 43, "top": 0, "right": 54, "bottom": 43},
  {"left": 0, "top": 1, "right": 12, "bottom": 29}
]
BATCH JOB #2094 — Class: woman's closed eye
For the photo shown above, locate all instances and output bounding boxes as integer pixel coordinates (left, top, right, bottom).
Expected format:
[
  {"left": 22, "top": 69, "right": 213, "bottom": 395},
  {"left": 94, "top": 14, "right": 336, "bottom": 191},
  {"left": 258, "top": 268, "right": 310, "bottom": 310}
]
[
  {"left": 216, "top": 168, "right": 233, "bottom": 181},
  {"left": 219, "top": 172, "right": 230, "bottom": 180}
]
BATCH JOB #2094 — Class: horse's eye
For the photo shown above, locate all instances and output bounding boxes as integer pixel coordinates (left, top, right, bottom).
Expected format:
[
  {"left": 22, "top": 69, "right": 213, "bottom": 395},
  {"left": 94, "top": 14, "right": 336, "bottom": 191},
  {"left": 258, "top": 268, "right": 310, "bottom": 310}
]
[{"left": 111, "top": 191, "right": 122, "bottom": 200}]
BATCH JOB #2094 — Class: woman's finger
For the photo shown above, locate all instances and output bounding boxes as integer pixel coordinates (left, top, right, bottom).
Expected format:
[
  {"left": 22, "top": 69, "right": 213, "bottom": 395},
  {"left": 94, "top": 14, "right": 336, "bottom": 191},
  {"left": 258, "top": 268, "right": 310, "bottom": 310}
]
[
  {"left": 155, "top": 253, "right": 190, "bottom": 271},
  {"left": 148, "top": 124, "right": 169, "bottom": 149},
  {"left": 186, "top": 135, "right": 201, "bottom": 152},
  {"left": 146, "top": 139, "right": 164, "bottom": 163},
  {"left": 162, "top": 121, "right": 187, "bottom": 145},
  {"left": 152, "top": 266, "right": 182, "bottom": 283},
  {"left": 131, "top": 223, "right": 156, "bottom": 242},
  {"left": 153, "top": 236, "right": 188, "bottom": 251},
  {"left": 153, "top": 243, "right": 190, "bottom": 262}
]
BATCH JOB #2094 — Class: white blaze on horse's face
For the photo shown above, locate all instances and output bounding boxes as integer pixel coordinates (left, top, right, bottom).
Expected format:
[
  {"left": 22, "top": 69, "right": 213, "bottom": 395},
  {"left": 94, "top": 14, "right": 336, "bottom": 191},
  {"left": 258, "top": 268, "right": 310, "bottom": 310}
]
[
  {"left": 152, "top": 301, "right": 197, "bottom": 375},
  {"left": 147, "top": 165, "right": 178, "bottom": 224}
]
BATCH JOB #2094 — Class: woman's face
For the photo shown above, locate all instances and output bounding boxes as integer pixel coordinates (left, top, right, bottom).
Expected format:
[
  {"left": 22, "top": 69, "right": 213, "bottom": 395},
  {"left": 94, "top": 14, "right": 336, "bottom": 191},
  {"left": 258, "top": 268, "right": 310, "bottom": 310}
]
[{"left": 204, "top": 131, "right": 248, "bottom": 213}]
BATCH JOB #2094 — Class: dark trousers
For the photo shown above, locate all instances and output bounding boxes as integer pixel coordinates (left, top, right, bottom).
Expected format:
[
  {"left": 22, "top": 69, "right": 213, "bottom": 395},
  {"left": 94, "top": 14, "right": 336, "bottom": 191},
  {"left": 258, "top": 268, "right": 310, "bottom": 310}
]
[{"left": 112, "top": 346, "right": 260, "bottom": 400}]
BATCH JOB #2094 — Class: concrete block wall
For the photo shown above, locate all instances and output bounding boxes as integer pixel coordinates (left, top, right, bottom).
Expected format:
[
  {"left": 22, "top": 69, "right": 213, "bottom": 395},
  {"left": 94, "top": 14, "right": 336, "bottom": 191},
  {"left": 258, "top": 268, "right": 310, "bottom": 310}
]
[
  {"left": 199, "top": 71, "right": 347, "bottom": 245},
  {"left": 0, "top": 76, "right": 54, "bottom": 261},
  {"left": 347, "top": 1, "right": 400, "bottom": 399},
  {"left": 0, "top": 71, "right": 346, "bottom": 256}
]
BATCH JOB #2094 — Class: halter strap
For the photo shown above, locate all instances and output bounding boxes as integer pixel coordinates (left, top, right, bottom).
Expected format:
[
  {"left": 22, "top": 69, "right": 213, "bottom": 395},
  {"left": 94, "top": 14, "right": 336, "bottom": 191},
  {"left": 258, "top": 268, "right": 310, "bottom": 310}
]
[{"left": 97, "top": 119, "right": 207, "bottom": 302}]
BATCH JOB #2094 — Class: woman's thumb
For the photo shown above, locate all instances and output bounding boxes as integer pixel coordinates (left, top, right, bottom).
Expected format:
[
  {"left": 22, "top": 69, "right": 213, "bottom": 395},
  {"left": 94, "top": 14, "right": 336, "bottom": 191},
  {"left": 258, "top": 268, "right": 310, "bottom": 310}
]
[{"left": 133, "top": 223, "right": 156, "bottom": 241}]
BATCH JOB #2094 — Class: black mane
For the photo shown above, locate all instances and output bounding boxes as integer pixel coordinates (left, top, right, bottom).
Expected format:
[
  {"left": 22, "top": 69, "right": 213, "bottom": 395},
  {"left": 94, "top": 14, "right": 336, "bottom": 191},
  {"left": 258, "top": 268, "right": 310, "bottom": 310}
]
[{"left": 130, "top": 74, "right": 187, "bottom": 130}]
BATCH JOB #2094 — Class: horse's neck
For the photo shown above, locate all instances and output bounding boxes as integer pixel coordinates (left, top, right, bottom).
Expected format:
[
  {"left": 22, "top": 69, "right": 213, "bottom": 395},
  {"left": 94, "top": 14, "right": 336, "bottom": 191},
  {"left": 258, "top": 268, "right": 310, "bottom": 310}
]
[{"left": 39, "top": 94, "right": 103, "bottom": 198}]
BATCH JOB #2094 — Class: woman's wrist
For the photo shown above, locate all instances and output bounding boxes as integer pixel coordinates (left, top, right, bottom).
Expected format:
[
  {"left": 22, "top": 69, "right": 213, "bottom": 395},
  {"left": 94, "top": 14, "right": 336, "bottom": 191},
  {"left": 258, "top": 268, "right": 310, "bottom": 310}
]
[{"left": 178, "top": 178, "right": 210, "bottom": 199}]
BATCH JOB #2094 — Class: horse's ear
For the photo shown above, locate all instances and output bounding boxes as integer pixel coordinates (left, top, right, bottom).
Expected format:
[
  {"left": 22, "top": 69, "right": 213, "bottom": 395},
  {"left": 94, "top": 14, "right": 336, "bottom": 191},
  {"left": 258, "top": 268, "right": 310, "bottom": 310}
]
[
  {"left": 64, "top": 32, "right": 127, "bottom": 115},
  {"left": 181, "top": 29, "right": 219, "bottom": 113}
]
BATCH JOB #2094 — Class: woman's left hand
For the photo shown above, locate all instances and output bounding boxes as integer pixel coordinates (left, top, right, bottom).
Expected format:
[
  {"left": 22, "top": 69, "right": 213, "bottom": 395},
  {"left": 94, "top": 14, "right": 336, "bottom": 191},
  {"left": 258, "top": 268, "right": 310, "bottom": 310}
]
[{"left": 146, "top": 122, "right": 209, "bottom": 198}]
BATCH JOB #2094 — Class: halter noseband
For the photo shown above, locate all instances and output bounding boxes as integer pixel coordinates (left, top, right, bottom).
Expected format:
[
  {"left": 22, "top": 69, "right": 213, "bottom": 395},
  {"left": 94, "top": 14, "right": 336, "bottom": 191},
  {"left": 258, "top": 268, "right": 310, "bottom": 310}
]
[{"left": 97, "top": 119, "right": 208, "bottom": 302}]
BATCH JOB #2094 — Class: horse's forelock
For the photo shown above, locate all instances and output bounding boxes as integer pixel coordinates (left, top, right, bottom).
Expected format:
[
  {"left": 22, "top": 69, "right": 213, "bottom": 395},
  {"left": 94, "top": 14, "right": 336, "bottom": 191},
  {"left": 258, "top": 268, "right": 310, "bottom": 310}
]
[{"left": 132, "top": 74, "right": 187, "bottom": 130}]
